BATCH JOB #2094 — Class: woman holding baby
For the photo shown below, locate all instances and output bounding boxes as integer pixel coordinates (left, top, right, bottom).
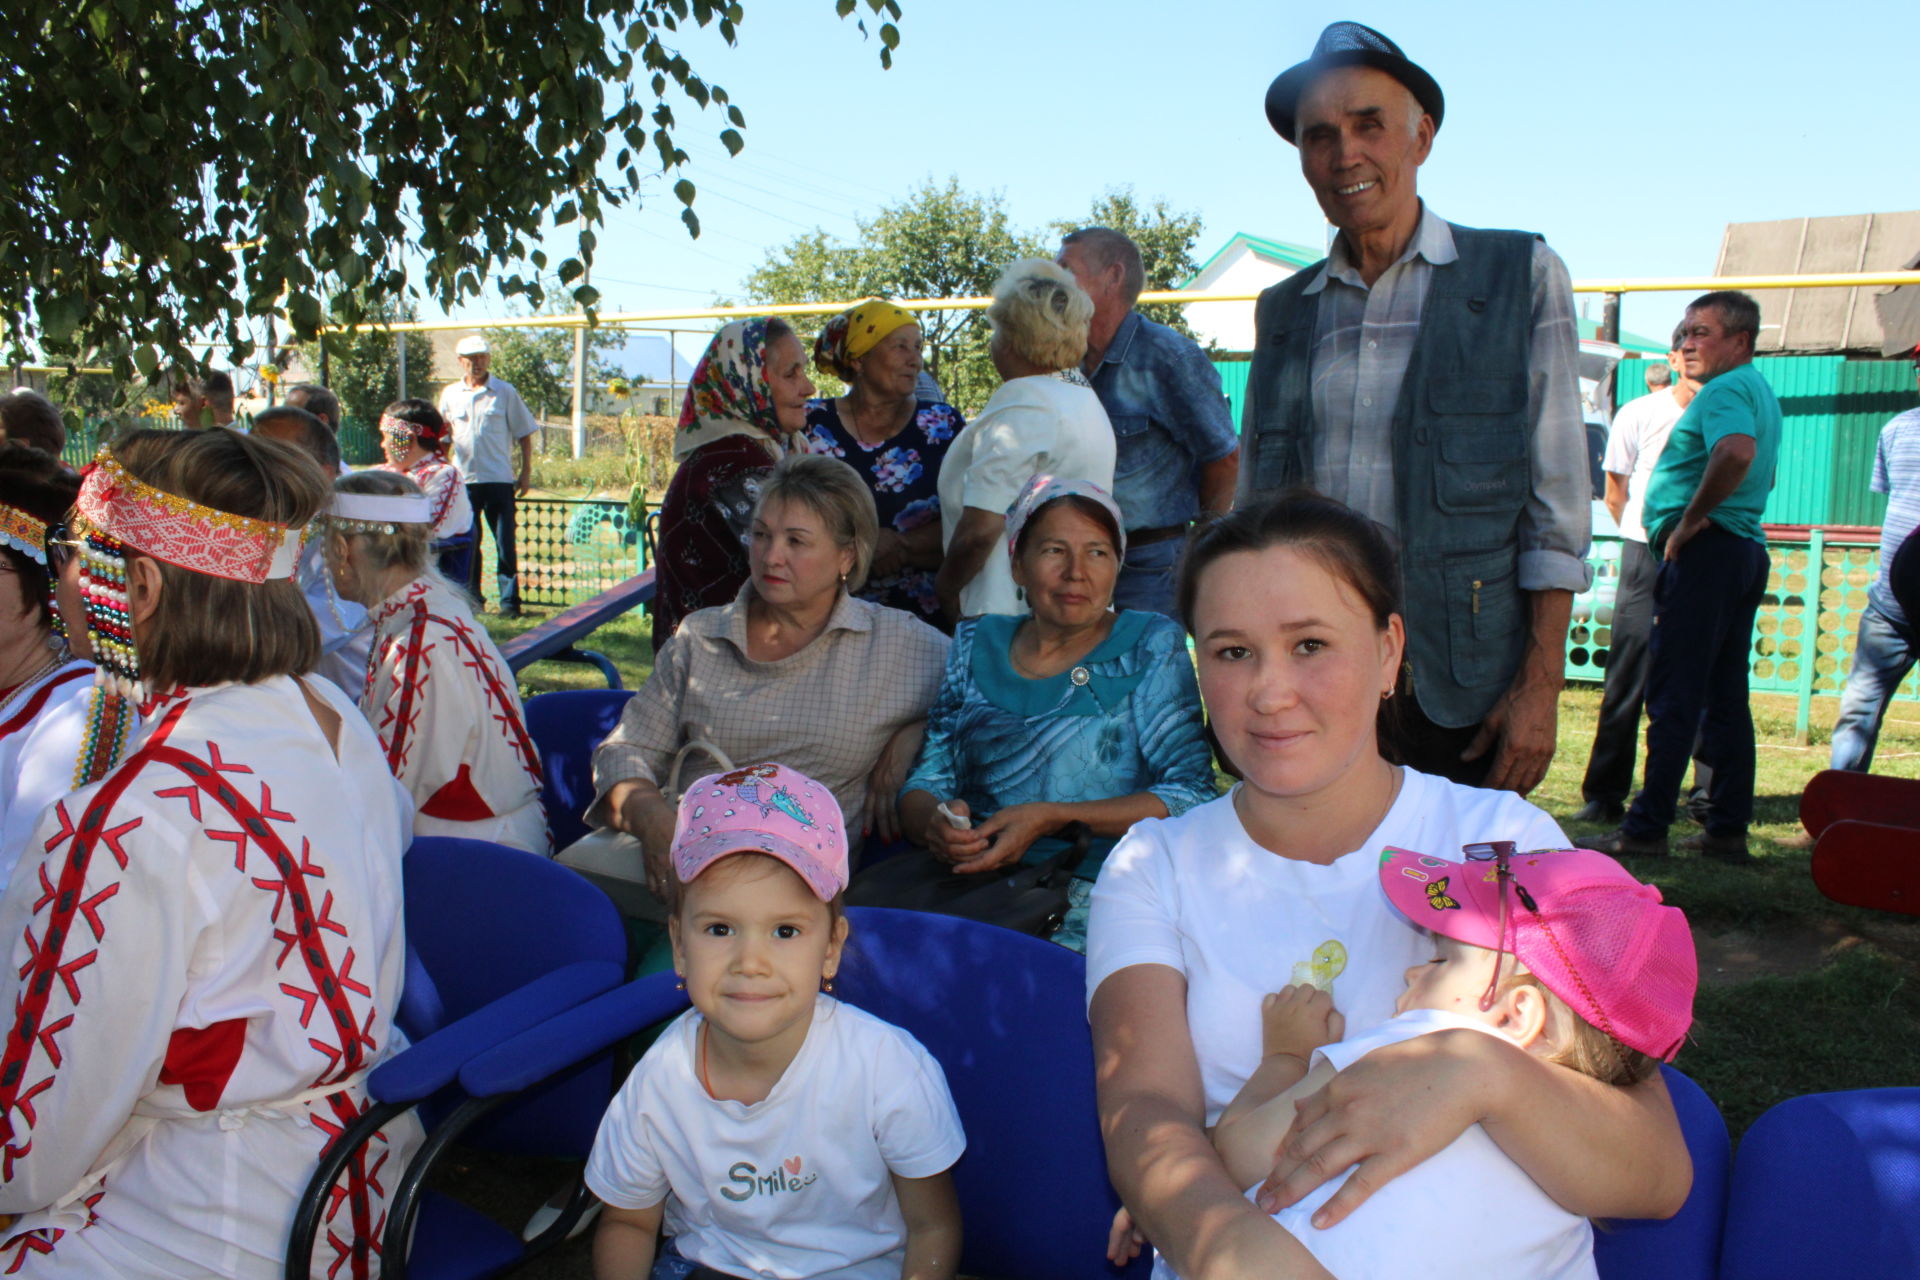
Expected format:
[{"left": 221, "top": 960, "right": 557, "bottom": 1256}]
[{"left": 1086, "top": 492, "right": 1697, "bottom": 1279}]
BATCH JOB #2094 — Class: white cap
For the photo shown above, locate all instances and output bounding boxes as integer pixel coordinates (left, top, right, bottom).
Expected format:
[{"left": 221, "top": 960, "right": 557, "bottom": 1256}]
[{"left": 454, "top": 335, "right": 489, "bottom": 357}]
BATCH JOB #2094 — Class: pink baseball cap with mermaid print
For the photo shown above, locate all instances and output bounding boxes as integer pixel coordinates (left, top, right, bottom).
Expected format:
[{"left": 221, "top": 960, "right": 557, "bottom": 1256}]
[
  {"left": 1378, "top": 845, "right": 1697, "bottom": 1062},
  {"left": 670, "top": 763, "right": 849, "bottom": 901}
]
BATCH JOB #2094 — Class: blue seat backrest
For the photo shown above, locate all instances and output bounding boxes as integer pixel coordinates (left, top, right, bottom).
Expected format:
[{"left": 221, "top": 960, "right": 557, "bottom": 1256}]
[
  {"left": 1721, "top": 1087, "right": 1920, "bottom": 1279},
  {"left": 1593, "top": 1065, "right": 1730, "bottom": 1280},
  {"left": 403, "top": 836, "right": 629, "bottom": 1153},
  {"left": 523, "top": 689, "right": 637, "bottom": 850},
  {"left": 835, "top": 907, "right": 1147, "bottom": 1280}
]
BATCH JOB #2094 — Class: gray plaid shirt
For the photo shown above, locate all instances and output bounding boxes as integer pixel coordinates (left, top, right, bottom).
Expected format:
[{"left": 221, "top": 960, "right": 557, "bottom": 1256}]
[{"left": 1294, "top": 205, "right": 1591, "bottom": 593}]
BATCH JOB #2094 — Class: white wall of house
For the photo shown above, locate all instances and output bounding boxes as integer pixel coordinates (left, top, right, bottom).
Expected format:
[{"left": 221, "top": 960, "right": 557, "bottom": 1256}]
[{"left": 1183, "top": 242, "right": 1313, "bottom": 354}]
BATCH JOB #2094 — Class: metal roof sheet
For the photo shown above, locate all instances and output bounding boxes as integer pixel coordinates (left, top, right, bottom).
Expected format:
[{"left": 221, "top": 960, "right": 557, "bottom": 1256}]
[{"left": 1715, "top": 211, "right": 1920, "bottom": 354}]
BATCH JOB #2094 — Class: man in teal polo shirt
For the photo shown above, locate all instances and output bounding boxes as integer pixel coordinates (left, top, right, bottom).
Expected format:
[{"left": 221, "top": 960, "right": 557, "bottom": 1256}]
[{"left": 1592, "top": 290, "right": 1779, "bottom": 862}]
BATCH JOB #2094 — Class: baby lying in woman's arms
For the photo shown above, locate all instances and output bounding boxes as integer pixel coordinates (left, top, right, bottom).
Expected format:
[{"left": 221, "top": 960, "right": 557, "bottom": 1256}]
[{"left": 1111, "top": 843, "right": 1698, "bottom": 1280}]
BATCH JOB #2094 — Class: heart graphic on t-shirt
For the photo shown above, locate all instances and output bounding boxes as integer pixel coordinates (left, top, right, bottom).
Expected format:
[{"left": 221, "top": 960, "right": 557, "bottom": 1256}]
[{"left": 783, "top": 1156, "right": 803, "bottom": 1175}]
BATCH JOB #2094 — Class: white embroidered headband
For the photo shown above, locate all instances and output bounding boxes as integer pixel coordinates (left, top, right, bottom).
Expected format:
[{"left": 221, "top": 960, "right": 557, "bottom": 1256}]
[{"left": 327, "top": 492, "right": 433, "bottom": 532}]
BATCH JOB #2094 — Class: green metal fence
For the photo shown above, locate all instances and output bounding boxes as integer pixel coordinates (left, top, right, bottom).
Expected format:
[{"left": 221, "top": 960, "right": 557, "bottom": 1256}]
[
  {"left": 513, "top": 497, "right": 649, "bottom": 609},
  {"left": 1614, "top": 356, "right": 1917, "bottom": 527},
  {"left": 1568, "top": 530, "right": 1916, "bottom": 741}
]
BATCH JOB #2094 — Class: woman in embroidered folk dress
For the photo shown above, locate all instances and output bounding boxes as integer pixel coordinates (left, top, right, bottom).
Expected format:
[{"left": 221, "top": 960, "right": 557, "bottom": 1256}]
[
  {"left": 373, "top": 398, "right": 475, "bottom": 586},
  {"left": 804, "top": 300, "right": 965, "bottom": 625},
  {"left": 327, "top": 469, "right": 549, "bottom": 855},
  {"left": 0, "top": 429, "right": 419, "bottom": 1279},
  {"left": 0, "top": 446, "right": 109, "bottom": 883},
  {"left": 653, "top": 317, "right": 817, "bottom": 648}
]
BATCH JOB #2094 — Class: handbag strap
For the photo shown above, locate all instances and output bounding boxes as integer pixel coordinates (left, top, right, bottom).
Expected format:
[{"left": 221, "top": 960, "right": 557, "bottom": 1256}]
[
  {"left": 665, "top": 738, "right": 737, "bottom": 802},
  {"left": 1033, "top": 821, "right": 1095, "bottom": 886}
]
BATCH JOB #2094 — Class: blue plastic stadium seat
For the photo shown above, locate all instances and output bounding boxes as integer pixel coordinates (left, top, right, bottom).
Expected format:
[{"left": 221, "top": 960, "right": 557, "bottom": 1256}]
[
  {"left": 288, "top": 837, "right": 629, "bottom": 1280},
  {"left": 523, "top": 689, "right": 636, "bottom": 850},
  {"left": 1593, "top": 1065, "right": 1730, "bottom": 1280},
  {"left": 458, "top": 905, "right": 1147, "bottom": 1280},
  {"left": 1721, "top": 1087, "right": 1920, "bottom": 1279}
]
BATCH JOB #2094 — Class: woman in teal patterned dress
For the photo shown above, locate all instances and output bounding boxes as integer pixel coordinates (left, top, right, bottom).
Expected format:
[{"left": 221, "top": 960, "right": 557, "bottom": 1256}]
[{"left": 898, "top": 476, "right": 1217, "bottom": 948}]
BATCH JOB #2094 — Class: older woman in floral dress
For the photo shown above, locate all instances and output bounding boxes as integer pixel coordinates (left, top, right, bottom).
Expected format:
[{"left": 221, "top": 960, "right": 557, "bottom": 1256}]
[{"left": 804, "top": 299, "right": 965, "bottom": 625}]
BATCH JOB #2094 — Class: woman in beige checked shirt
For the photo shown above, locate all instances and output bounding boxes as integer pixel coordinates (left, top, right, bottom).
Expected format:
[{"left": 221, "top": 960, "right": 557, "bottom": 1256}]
[{"left": 590, "top": 454, "right": 950, "bottom": 895}]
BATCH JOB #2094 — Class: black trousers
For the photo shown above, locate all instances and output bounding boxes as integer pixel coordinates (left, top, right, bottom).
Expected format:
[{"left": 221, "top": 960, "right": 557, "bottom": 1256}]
[
  {"left": 1623, "top": 526, "right": 1770, "bottom": 837},
  {"left": 1387, "top": 697, "right": 1495, "bottom": 790},
  {"left": 466, "top": 482, "right": 519, "bottom": 608},
  {"left": 1581, "top": 538, "right": 1657, "bottom": 805}
]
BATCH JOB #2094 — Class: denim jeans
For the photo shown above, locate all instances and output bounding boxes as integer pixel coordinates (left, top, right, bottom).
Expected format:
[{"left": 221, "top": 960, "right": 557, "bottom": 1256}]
[
  {"left": 1111, "top": 536, "right": 1183, "bottom": 621},
  {"left": 1829, "top": 601, "right": 1918, "bottom": 772},
  {"left": 465, "top": 482, "right": 519, "bottom": 608},
  {"left": 1581, "top": 538, "right": 1657, "bottom": 806}
]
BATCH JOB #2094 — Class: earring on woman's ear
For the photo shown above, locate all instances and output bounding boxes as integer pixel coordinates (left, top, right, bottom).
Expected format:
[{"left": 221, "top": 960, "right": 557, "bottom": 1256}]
[
  {"left": 1381, "top": 687, "right": 1395, "bottom": 701},
  {"left": 822, "top": 975, "right": 835, "bottom": 993},
  {"left": 674, "top": 973, "right": 686, "bottom": 991}
]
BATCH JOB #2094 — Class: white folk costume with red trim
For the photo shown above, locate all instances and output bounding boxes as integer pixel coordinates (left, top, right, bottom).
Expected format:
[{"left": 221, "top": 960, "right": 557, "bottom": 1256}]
[
  {"left": 0, "top": 675, "right": 421, "bottom": 1278},
  {"left": 364, "top": 576, "right": 548, "bottom": 854},
  {"left": 375, "top": 458, "right": 471, "bottom": 544},
  {"left": 0, "top": 660, "right": 143, "bottom": 888}
]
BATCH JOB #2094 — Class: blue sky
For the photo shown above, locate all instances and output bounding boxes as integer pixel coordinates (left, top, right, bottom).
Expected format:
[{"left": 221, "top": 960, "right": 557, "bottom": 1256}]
[{"left": 435, "top": 0, "right": 1920, "bottom": 359}]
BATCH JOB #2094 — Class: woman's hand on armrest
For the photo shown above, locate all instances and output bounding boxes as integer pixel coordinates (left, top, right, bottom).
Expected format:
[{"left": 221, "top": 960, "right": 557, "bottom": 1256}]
[{"left": 1258, "top": 1026, "right": 1691, "bottom": 1226}]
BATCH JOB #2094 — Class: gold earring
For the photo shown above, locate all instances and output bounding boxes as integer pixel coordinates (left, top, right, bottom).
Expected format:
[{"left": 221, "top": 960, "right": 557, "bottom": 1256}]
[
  {"left": 1381, "top": 688, "right": 1395, "bottom": 701},
  {"left": 822, "top": 975, "right": 835, "bottom": 993},
  {"left": 674, "top": 973, "right": 686, "bottom": 991}
]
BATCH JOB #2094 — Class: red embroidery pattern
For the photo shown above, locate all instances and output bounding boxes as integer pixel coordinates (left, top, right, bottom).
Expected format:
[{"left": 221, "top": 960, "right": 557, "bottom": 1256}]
[
  {"left": 0, "top": 692, "right": 396, "bottom": 1277},
  {"left": 0, "top": 667, "right": 89, "bottom": 739}
]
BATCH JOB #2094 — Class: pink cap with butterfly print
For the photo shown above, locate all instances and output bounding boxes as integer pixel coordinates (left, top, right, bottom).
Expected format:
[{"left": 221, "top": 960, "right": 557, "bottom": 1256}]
[
  {"left": 670, "top": 762, "right": 849, "bottom": 901},
  {"left": 1377, "top": 845, "right": 1697, "bottom": 1062}
]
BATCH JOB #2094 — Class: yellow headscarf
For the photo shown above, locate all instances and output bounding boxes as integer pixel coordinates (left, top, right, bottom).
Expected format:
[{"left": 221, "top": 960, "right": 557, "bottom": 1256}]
[{"left": 814, "top": 299, "right": 919, "bottom": 382}]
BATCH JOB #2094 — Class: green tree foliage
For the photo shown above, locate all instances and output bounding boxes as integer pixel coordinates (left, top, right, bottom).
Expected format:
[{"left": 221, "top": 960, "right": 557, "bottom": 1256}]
[
  {"left": 296, "top": 294, "right": 437, "bottom": 424},
  {"left": 479, "top": 319, "right": 629, "bottom": 422},
  {"left": 0, "top": 0, "right": 903, "bottom": 385},
  {"left": 744, "top": 178, "right": 1040, "bottom": 413},
  {"left": 1050, "top": 187, "right": 1208, "bottom": 342},
  {"left": 743, "top": 182, "right": 1208, "bottom": 413}
]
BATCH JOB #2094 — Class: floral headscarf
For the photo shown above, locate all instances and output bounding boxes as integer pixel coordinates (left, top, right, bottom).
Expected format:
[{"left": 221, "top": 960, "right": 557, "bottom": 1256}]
[
  {"left": 673, "top": 318, "right": 795, "bottom": 461},
  {"left": 1005, "top": 473, "right": 1128, "bottom": 561},
  {"left": 813, "top": 299, "right": 919, "bottom": 383}
]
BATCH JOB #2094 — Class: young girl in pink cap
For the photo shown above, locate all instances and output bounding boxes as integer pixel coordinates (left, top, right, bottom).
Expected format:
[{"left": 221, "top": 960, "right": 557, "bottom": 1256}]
[
  {"left": 586, "top": 763, "right": 965, "bottom": 1280},
  {"left": 1112, "top": 842, "right": 1698, "bottom": 1279}
]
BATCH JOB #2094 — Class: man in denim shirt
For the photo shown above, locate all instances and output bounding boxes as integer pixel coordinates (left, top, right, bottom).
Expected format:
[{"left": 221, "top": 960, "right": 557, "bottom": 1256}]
[{"left": 1058, "top": 228, "right": 1239, "bottom": 618}]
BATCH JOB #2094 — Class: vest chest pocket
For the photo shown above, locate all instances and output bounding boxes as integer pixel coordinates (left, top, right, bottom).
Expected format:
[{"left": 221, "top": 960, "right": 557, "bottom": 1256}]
[{"left": 1428, "top": 376, "right": 1527, "bottom": 515}]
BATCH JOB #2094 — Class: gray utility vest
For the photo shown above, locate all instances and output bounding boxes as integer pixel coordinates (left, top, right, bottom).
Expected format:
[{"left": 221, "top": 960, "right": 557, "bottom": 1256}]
[{"left": 1245, "top": 224, "right": 1538, "bottom": 729}]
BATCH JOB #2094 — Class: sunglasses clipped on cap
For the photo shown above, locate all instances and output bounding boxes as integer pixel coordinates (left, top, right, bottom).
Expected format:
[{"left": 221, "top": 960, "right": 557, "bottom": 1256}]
[{"left": 1461, "top": 840, "right": 1539, "bottom": 1011}]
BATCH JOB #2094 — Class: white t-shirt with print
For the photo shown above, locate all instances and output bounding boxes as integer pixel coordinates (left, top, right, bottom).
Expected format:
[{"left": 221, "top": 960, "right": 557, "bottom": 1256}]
[
  {"left": 1270, "top": 1009, "right": 1598, "bottom": 1280},
  {"left": 937, "top": 373, "right": 1116, "bottom": 618},
  {"left": 1086, "top": 769, "right": 1568, "bottom": 1125},
  {"left": 585, "top": 997, "right": 966, "bottom": 1280}
]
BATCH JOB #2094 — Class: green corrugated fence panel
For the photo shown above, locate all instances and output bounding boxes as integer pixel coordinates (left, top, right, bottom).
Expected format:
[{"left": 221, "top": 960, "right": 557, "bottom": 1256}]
[
  {"left": 1214, "top": 359, "right": 1250, "bottom": 427},
  {"left": 337, "top": 415, "right": 382, "bottom": 468},
  {"left": 1832, "top": 361, "right": 1918, "bottom": 526},
  {"left": 1569, "top": 531, "right": 1917, "bottom": 703},
  {"left": 1753, "top": 356, "right": 1842, "bottom": 526}
]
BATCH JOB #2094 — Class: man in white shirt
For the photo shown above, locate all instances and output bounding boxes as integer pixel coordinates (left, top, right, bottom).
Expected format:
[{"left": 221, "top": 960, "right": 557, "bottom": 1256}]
[
  {"left": 438, "top": 334, "right": 539, "bottom": 616},
  {"left": 1573, "top": 340, "right": 1695, "bottom": 822}
]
